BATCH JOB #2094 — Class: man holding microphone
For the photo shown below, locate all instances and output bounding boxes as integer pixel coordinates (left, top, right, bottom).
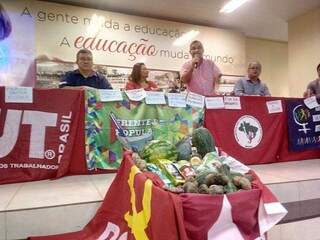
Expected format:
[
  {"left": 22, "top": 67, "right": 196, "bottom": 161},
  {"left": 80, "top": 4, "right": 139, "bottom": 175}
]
[{"left": 180, "top": 40, "right": 222, "bottom": 96}]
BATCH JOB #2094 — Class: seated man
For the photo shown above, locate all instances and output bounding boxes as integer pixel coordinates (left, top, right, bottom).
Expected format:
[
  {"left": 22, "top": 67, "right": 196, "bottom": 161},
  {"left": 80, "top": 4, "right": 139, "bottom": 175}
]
[
  {"left": 59, "top": 49, "right": 112, "bottom": 89},
  {"left": 304, "top": 63, "right": 320, "bottom": 98},
  {"left": 233, "top": 61, "right": 271, "bottom": 96}
]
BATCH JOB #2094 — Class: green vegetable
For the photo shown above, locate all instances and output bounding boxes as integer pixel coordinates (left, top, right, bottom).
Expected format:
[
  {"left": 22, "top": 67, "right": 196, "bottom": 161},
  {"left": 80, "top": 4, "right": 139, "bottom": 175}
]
[
  {"left": 175, "top": 136, "right": 192, "bottom": 160},
  {"left": 191, "top": 127, "right": 215, "bottom": 157},
  {"left": 140, "top": 140, "right": 178, "bottom": 163}
]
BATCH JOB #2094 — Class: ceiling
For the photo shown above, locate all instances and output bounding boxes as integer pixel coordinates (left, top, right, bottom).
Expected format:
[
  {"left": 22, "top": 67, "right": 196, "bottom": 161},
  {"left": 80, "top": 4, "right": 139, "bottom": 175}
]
[{"left": 42, "top": 0, "right": 320, "bottom": 42}]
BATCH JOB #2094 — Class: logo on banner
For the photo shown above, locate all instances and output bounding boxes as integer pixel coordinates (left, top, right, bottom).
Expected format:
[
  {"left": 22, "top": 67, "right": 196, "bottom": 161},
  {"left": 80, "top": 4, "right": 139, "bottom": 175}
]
[
  {"left": 234, "top": 115, "right": 262, "bottom": 148},
  {"left": 96, "top": 165, "right": 151, "bottom": 240},
  {"left": 0, "top": 109, "right": 72, "bottom": 163},
  {"left": 293, "top": 104, "right": 311, "bottom": 134},
  {"left": 125, "top": 166, "right": 152, "bottom": 240}
]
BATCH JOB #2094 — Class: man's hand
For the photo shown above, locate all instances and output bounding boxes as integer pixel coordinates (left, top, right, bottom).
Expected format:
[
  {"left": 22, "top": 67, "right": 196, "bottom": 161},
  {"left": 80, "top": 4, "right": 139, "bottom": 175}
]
[{"left": 192, "top": 54, "right": 201, "bottom": 69}]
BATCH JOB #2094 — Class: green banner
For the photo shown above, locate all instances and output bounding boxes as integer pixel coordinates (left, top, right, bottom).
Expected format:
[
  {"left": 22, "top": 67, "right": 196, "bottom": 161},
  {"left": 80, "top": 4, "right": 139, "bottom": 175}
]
[{"left": 85, "top": 90, "right": 204, "bottom": 170}]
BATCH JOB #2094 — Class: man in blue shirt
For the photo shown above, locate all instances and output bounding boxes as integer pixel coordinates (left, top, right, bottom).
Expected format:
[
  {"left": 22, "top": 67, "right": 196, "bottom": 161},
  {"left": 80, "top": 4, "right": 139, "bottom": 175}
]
[
  {"left": 233, "top": 61, "right": 271, "bottom": 96},
  {"left": 59, "top": 49, "right": 112, "bottom": 89}
]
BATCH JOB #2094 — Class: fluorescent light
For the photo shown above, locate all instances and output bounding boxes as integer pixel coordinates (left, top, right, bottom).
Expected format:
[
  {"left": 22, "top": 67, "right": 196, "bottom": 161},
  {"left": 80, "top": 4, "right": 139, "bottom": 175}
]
[
  {"left": 173, "top": 30, "right": 200, "bottom": 46},
  {"left": 220, "top": 0, "right": 249, "bottom": 13}
]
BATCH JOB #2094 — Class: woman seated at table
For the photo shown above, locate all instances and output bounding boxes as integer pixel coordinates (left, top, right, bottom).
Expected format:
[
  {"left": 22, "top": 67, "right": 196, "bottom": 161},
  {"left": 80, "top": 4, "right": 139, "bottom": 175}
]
[{"left": 125, "top": 63, "right": 159, "bottom": 91}]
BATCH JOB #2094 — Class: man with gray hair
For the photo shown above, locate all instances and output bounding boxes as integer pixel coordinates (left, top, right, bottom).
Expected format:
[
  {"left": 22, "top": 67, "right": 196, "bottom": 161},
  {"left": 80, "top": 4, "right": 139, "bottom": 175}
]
[{"left": 233, "top": 61, "right": 271, "bottom": 96}]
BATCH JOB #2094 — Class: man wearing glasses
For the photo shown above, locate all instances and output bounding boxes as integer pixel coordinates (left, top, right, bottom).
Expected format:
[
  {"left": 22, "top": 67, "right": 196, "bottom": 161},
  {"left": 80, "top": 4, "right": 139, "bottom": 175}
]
[
  {"left": 233, "top": 61, "right": 271, "bottom": 96},
  {"left": 59, "top": 49, "right": 112, "bottom": 89}
]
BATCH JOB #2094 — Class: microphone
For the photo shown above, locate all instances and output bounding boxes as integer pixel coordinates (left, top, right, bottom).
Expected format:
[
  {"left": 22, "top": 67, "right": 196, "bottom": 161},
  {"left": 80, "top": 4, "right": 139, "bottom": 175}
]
[{"left": 193, "top": 54, "right": 200, "bottom": 69}]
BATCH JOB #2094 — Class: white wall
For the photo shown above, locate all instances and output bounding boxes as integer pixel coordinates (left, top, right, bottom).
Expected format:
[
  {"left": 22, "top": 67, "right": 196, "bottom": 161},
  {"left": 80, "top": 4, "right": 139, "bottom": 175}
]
[
  {"left": 245, "top": 37, "right": 289, "bottom": 97},
  {"left": 288, "top": 8, "right": 320, "bottom": 97}
]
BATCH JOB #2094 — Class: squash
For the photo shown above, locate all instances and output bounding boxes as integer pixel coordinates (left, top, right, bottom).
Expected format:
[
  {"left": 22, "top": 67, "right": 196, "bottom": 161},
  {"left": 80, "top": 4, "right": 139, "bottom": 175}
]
[{"left": 191, "top": 127, "right": 215, "bottom": 157}]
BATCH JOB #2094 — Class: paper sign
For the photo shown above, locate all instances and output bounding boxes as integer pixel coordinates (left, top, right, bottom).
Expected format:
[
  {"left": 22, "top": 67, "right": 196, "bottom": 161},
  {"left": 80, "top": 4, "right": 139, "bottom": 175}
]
[
  {"left": 99, "top": 89, "right": 123, "bottom": 102},
  {"left": 5, "top": 87, "right": 33, "bottom": 103},
  {"left": 313, "top": 114, "right": 320, "bottom": 122},
  {"left": 145, "top": 91, "right": 166, "bottom": 104},
  {"left": 125, "top": 89, "right": 146, "bottom": 101},
  {"left": 205, "top": 97, "right": 225, "bottom": 109},
  {"left": 266, "top": 100, "right": 283, "bottom": 113},
  {"left": 224, "top": 96, "right": 241, "bottom": 109},
  {"left": 167, "top": 93, "right": 187, "bottom": 108},
  {"left": 304, "top": 96, "right": 319, "bottom": 109},
  {"left": 186, "top": 92, "right": 205, "bottom": 108}
]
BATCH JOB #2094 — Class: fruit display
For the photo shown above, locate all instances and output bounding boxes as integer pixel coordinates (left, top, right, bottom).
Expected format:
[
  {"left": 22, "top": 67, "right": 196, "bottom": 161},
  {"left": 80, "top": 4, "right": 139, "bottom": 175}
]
[{"left": 129, "top": 127, "right": 253, "bottom": 195}]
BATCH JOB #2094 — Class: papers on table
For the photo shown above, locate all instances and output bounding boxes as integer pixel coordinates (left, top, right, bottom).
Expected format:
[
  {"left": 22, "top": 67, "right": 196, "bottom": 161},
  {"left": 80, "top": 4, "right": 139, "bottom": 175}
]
[
  {"left": 304, "top": 96, "right": 320, "bottom": 109},
  {"left": 5, "top": 87, "right": 33, "bottom": 103},
  {"left": 99, "top": 89, "right": 123, "bottom": 102},
  {"left": 205, "top": 97, "right": 225, "bottom": 109},
  {"left": 266, "top": 100, "right": 283, "bottom": 113},
  {"left": 167, "top": 93, "right": 187, "bottom": 108},
  {"left": 186, "top": 92, "right": 205, "bottom": 108},
  {"left": 224, "top": 96, "right": 241, "bottom": 110},
  {"left": 125, "top": 89, "right": 146, "bottom": 101},
  {"left": 145, "top": 91, "right": 166, "bottom": 105}
]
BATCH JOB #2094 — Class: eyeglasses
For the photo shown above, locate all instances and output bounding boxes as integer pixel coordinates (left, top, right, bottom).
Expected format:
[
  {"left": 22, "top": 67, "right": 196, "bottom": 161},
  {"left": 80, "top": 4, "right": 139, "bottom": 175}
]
[
  {"left": 248, "top": 67, "right": 261, "bottom": 70},
  {"left": 78, "top": 57, "right": 92, "bottom": 62}
]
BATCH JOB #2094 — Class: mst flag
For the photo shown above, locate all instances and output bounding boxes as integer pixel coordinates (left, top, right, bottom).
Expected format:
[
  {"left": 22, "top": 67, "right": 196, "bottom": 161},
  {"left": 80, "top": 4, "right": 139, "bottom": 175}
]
[
  {"left": 29, "top": 151, "right": 188, "bottom": 240},
  {"left": 205, "top": 96, "right": 285, "bottom": 164}
]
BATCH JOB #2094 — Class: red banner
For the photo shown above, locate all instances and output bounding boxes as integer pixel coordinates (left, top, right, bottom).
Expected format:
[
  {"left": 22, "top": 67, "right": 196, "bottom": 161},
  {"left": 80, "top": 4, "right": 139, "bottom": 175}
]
[
  {"left": 205, "top": 96, "right": 320, "bottom": 165},
  {"left": 29, "top": 153, "right": 286, "bottom": 240},
  {"left": 181, "top": 170, "right": 287, "bottom": 240},
  {"left": 0, "top": 87, "right": 85, "bottom": 184},
  {"left": 28, "top": 151, "right": 188, "bottom": 240},
  {"left": 205, "top": 96, "right": 285, "bottom": 164}
]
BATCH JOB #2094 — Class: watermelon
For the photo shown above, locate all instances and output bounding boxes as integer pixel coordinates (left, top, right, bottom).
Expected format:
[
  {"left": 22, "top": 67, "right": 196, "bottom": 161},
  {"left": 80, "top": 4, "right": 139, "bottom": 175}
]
[
  {"left": 191, "top": 127, "right": 215, "bottom": 157},
  {"left": 140, "top": 140, "right": 178, "bottom": 163}
]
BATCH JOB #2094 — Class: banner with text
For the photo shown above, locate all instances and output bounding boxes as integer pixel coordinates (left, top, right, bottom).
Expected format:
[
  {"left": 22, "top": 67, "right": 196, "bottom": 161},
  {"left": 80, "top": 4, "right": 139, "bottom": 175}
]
[
  {"left": 85, "top": 90, "right": 204, "bottom": 170},
  {"left": 0, "top": 87, "right": 84, "bottom": 184},
  {"left": 2, "top": 0, "right": 245, "bottom": 87},
  {"left": 287, "top": 99, "right": 320, "bottom": 151}
]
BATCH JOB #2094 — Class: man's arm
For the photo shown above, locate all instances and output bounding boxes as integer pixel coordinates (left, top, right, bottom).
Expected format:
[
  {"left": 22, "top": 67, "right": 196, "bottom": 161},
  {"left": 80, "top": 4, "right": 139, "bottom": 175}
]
[
  {"left": 263, "top": 84, "right": 271, "bottom": 96},
  {"left": 304, "top": 82, "right": 315, "bottom": 97},
  {"left": 59, "top": 71, "right": 72, "bottom": 88},
  {"left": 99, "top": 75, "right": 113, "bottom": 89},
  {"left": 180, "top": 63, "right": 194, "bottom": 84},
  {"left": 213, "top": 64, "right": 222, "bottom": 90}
]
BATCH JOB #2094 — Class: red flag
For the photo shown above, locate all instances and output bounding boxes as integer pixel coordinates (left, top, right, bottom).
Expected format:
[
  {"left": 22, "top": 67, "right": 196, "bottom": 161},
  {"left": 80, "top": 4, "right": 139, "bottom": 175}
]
[
  {"left": 181, "top": 170, "right": 287, "bottom": 240},
  {"left": 0, "top": 88, "right": 85, "bottom": 184},
  {"left": 28, "top": 151, "right": 188, "bottom": 240},
  {"left": 204, "top": 96, "right": 284, "bottom": 165}
]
